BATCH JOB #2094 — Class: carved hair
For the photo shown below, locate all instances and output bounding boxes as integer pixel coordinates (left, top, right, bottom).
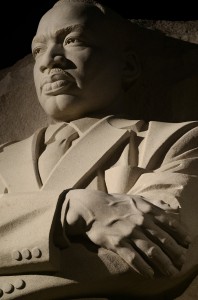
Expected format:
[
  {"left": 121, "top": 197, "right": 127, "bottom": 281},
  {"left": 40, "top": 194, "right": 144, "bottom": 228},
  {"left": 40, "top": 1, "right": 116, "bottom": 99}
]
[{"left": 53, "top": 0, "right": 105, "bottom": 13}]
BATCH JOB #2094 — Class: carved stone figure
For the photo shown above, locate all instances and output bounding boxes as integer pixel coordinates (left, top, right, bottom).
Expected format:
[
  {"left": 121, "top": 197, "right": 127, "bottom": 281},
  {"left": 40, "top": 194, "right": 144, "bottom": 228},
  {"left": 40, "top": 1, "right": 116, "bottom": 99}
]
[{"left": 0, "top": 1, "right": 198, "bottom": 299}]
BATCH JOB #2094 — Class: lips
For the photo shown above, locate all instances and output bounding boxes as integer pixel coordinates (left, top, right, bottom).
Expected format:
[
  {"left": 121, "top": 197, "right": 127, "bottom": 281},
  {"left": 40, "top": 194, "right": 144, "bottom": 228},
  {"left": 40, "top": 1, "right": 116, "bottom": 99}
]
[{"left": 41, "top": 70, "right": 76, "bottom": 95}]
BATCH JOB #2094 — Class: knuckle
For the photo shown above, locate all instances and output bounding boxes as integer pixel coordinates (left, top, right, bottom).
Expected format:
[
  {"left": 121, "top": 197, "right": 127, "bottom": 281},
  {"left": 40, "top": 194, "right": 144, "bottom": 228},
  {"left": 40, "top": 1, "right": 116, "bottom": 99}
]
[
  {"left": 92, "top": 233, "right": 106, "bottom": 246},
  {"left": 124, "top": 251, "right": 136, "bottom": 264},
  {"left": 146, "top": 228, "right": 157, "bottom": 237},
  {"left": 112, "top": 237, "right": 122, "bottom": 248},
  {"left": 168, "top": 218, "right": 178, "bottom": 229},
  {"left": 154, "top": 214, "right": 166, "bottom": 223},
  {"left": 146, "top": 246, "right": 158, "bottom": 258},
  {"left": 128, "top": 254, "right": 136, "bottom": 264},
  {"left": 106, "top": 236, "right": 122, "bottom": 250},
  {"left": 134, "top": 238, "right": 149, "bottom": 250},
  {"left": 159, "top": 236, "right": 170, "bottom": 245}
]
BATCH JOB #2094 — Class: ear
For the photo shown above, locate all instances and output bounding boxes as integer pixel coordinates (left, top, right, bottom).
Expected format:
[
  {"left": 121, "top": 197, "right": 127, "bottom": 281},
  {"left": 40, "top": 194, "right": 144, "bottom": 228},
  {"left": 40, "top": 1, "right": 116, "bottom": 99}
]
[{"left": 122, "top": 50, "right": 141, "bottom": 91}]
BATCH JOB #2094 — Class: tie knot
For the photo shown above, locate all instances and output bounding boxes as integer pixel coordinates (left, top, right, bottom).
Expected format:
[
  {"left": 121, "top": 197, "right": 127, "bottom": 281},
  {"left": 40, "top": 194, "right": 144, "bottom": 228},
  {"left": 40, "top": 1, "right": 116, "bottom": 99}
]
[
  {"left": 56, "top": 124, "right": 78, "bottom": 142},
  {"left": 44, "top": 122, "right": 78, "bottom": 145}
]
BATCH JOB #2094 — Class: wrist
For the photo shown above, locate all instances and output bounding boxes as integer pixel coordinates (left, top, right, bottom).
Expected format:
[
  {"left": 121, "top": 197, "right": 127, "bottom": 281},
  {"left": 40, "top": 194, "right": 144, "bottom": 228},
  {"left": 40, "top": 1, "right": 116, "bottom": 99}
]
[{"left": 62, "top": 190, "right": 96, "bottom": 235}]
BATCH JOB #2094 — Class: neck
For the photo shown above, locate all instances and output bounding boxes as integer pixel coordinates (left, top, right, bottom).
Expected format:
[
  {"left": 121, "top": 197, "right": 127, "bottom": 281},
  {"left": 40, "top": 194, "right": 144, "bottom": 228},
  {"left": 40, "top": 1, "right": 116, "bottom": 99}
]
[{"left": 87, "top": 94, "right": 128, "bottom": 119}]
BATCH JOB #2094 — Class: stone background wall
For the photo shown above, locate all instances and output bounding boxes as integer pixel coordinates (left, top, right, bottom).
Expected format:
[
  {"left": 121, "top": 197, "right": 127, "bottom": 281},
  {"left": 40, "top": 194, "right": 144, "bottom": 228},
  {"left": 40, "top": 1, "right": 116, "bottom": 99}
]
[
  {"left": 0, "top": 21, "right": 198, "bottom": 144},
  {"left": 125, "top": 20, "right": 198, "bottom": 121},
  {"left": 131, "top": 20, "right": 198, "bottom": 44}
]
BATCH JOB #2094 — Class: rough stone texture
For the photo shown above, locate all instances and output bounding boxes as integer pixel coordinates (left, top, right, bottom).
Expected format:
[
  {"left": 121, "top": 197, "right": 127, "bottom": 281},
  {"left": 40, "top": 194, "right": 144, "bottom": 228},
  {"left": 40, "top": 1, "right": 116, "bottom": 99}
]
[
  {"left": 0, "top": 56, "right": 48, "bottom": 145},
  {"left": 131, "top": 20, "right": 198, "bottom": 44},
  {"left": 125, "top": 22, "right": 198, "bottom": 123},
  {"left": 0, "top": 21, "right": 198, "bottom": 144}
]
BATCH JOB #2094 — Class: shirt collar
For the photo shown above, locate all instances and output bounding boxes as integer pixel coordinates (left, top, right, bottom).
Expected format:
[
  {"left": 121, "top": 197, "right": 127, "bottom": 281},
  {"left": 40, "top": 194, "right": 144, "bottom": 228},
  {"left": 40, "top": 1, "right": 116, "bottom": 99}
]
[
  {"left": 69, "top": 117, "right": 100, "bottom": 135},
  {"left": 44, "top": 122, "right": 67, "bottom": 144},
  {"left": 46, "top": 114, "right": 142, "bottom": 141}
]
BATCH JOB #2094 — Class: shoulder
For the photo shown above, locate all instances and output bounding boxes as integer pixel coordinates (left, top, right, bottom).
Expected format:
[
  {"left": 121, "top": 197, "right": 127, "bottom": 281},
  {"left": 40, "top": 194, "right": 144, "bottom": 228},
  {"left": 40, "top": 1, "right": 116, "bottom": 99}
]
[
  {"left": 108, "top": 118, "right": 198, "bottom": 154},
  {"left": 109, "top": 116, "right": 198, "bottom": 134},
  {"left": 0, "top": 127, "right": 46, "bottom": 160},
  {"left": 147, "top": 120, "right": 198, "bottom": 131},
  {"left": 108, "top": 116, "right": 146, "bottom": 132},
  {"left": 145, "top": 120, "right": 198, "bottom": 143}
]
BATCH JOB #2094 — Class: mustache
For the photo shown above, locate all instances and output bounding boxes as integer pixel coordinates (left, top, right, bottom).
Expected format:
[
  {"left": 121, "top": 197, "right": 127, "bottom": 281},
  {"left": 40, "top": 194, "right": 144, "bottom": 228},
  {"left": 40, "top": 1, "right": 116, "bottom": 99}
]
[{"left": 40, "top": 68, "right": 75, "bottom": 88}]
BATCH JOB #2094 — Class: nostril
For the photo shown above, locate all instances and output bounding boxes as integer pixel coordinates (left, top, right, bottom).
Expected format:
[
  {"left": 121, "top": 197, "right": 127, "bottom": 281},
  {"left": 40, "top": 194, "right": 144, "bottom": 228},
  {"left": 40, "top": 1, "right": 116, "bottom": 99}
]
[{"left": 40, "top": 65, "right": 47, "bottom": 73}]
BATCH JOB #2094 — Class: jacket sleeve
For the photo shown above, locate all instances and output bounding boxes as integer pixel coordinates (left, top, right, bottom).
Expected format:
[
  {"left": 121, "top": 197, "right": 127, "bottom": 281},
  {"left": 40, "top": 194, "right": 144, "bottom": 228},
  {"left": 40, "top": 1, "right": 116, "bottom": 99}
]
[
  {"left": 0, "top": 190, "right": 69, "bottom": 276},
  {"left": 128, "top": 121, "right": 198, "bottom": 237}
]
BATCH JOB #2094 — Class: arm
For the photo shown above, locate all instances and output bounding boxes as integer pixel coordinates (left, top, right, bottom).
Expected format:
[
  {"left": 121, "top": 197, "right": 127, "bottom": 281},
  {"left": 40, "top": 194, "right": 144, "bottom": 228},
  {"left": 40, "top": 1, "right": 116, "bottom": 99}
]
[
  {"left": 62, "top": 122, "right": 198, "bottom": 278},
  {"left": 0, "top": 190, "right": 69, "bottom": 275}
]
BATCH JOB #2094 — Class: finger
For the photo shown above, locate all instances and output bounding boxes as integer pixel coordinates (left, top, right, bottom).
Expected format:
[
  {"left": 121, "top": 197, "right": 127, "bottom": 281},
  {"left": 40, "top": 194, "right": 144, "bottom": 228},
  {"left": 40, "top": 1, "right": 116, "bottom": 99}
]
[
  {"left": 130, "top": 229, "right": 179, "bottom": 277},
  {"left": 143, "top": 218, "right": 186, "bottom": 268},
  {"left": 153, "top": 214, "right": 191, "bottom": 247},
  {"left": 132, "top": 196, "right": 170, "bottom": 214},
  {"left": 113, "top": 241, "right": 154, "bottom": 278},
  {"left": 65, "top": 203, "right": 88, "bottom": 235},
  {"left": 135, "top": 197, "right": 191, "bottom": 247}
]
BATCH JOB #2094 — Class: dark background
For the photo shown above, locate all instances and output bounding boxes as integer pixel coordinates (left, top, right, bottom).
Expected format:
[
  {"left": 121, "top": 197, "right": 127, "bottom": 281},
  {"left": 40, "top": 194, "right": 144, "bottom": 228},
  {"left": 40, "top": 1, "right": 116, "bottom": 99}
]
[{"left": 0, "top": 0, "right": 197, "bottom": 70}]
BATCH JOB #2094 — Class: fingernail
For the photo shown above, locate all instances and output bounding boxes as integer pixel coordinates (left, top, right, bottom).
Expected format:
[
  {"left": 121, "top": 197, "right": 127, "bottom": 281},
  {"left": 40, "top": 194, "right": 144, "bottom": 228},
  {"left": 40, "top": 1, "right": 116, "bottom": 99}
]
[
  {"left": 146, "top": 268, "right": 154, "bottom": 278},
  {"left": 176, "top": 254, "right": 186, "bottom": 268},
  {"left": 169, "top": 219, "right": 177, "bottom": 229},
  {"left": 166, "top": 265, "right": 178, "bottom": 276},
  {"left": 185, "top": 235, "right": 191, "bottom": 244},
  {"left": 179, "top": 254, "right": 186, "bottom": 265}
]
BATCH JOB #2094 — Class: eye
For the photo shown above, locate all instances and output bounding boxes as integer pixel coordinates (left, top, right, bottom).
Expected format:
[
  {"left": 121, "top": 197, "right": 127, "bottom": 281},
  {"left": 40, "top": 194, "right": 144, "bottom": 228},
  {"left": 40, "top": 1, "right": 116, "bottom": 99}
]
[
  {"left": 32, "top": 47, "right": 41, "bottom": 58},
  {"left": 64, "top": 37, "right": 81, "bottom": 46}
]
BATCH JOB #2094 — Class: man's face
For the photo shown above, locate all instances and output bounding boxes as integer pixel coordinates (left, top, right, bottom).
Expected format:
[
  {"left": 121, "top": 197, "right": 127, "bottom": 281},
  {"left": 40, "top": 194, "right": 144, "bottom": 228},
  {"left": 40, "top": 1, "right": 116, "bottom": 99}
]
[{"left": 32, "top": 2, "right": 125, "bottom": 121}]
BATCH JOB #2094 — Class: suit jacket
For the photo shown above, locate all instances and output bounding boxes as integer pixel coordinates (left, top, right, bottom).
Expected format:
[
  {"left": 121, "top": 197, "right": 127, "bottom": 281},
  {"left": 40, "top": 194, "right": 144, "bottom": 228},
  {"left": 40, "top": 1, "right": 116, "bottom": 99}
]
[{"left": 0, "top": 116, "right": 198, "bottom": 299}]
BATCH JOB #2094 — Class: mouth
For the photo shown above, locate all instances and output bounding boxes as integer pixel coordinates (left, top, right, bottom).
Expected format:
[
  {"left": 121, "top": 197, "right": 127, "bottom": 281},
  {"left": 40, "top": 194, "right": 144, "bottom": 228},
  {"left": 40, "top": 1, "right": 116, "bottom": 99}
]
[
  {"left": 42, "top": 80, "right": 76, "bottom": 95},
  {"left": 41, "top": 70, "right": 77, "bottom": 96}
]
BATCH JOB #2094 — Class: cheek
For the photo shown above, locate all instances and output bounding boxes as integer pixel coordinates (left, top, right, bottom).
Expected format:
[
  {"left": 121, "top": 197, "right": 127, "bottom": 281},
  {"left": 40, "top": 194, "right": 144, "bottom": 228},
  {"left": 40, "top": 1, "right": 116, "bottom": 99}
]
[
  {"left": 33, "top": 64, "right": 41, "bottom": 95},
  {"left": 66, "top": 48, "right": 92, "bottom": 70},
  {"left": 89, "top": 51, "right": 123, "bottom": 80},
  {"left": 90, "top": 60, "right": 123, "bottom": 90},
  {"left": 33, "top": 65, "right": 38, "bottom": 86}
]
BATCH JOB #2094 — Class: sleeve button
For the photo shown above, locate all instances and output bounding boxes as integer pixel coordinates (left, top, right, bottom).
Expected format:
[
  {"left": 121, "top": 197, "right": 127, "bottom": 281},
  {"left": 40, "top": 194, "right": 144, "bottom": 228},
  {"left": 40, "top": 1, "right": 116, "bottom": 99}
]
[
  {"left": 22, "top": 249, "right": 31, "bottom": 260},
  {"left": 3, "top": 283, "right": 14, "bottom": 294},
  {"left": 14, "top": 279, "right": 26, "bottom": 290},
  {"left": 12, "top": 250, "right": 22, "bottom": 261},
  {"left": 0, "top": 289, "right": 3, "bottom": 298},
  {"left": 32, "top": 247, "right": 42, "bottom": 258}
]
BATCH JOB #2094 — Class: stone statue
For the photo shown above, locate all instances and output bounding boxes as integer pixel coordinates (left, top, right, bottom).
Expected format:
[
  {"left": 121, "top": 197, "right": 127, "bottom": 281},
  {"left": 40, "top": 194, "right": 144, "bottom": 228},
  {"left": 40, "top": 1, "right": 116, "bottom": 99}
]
[{"left": 0, "top": 0, "right": 198, "bottom": 299}]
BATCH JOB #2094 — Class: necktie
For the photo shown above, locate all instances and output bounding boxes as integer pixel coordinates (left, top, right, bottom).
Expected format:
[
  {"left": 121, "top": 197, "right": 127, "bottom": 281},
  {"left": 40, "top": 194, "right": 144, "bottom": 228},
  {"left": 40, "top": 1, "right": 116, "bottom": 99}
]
[{"left": 38, "top": 122, "right": 79, "bottom": 184}]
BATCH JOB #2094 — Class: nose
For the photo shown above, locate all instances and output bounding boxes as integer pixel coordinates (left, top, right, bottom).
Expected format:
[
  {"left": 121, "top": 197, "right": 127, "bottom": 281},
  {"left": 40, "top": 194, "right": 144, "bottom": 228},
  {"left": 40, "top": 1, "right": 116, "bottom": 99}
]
[{"left": 39, "top": 44, "right": 71, "bottom": 72}]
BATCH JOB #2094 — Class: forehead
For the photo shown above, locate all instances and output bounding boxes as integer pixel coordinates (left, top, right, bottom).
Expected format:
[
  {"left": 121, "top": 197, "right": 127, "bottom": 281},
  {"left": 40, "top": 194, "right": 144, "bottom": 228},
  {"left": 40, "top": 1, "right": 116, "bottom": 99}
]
[{"left": 35, "top": 3, "right": 107, "bottom": 39}]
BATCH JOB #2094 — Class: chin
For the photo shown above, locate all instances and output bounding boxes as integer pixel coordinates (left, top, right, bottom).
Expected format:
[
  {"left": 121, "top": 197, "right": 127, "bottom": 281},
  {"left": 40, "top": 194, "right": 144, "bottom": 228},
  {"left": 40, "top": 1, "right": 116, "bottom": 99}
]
[{"left": 40, "top": 94, "right": 85, "bottom": 122}]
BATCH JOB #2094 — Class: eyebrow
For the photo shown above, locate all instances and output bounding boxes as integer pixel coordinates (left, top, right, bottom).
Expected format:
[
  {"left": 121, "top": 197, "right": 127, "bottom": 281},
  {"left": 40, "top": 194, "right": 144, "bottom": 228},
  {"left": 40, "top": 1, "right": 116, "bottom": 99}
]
[{"left": 32, "top": 24, "right": 85, "bottom": 48}]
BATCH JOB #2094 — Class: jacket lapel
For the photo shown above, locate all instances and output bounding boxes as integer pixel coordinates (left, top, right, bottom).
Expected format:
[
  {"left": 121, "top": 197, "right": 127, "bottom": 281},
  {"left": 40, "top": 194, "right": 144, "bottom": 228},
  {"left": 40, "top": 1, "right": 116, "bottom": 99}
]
[{"left": 0, "top": 128, "right": 45, "bottom": 193}]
